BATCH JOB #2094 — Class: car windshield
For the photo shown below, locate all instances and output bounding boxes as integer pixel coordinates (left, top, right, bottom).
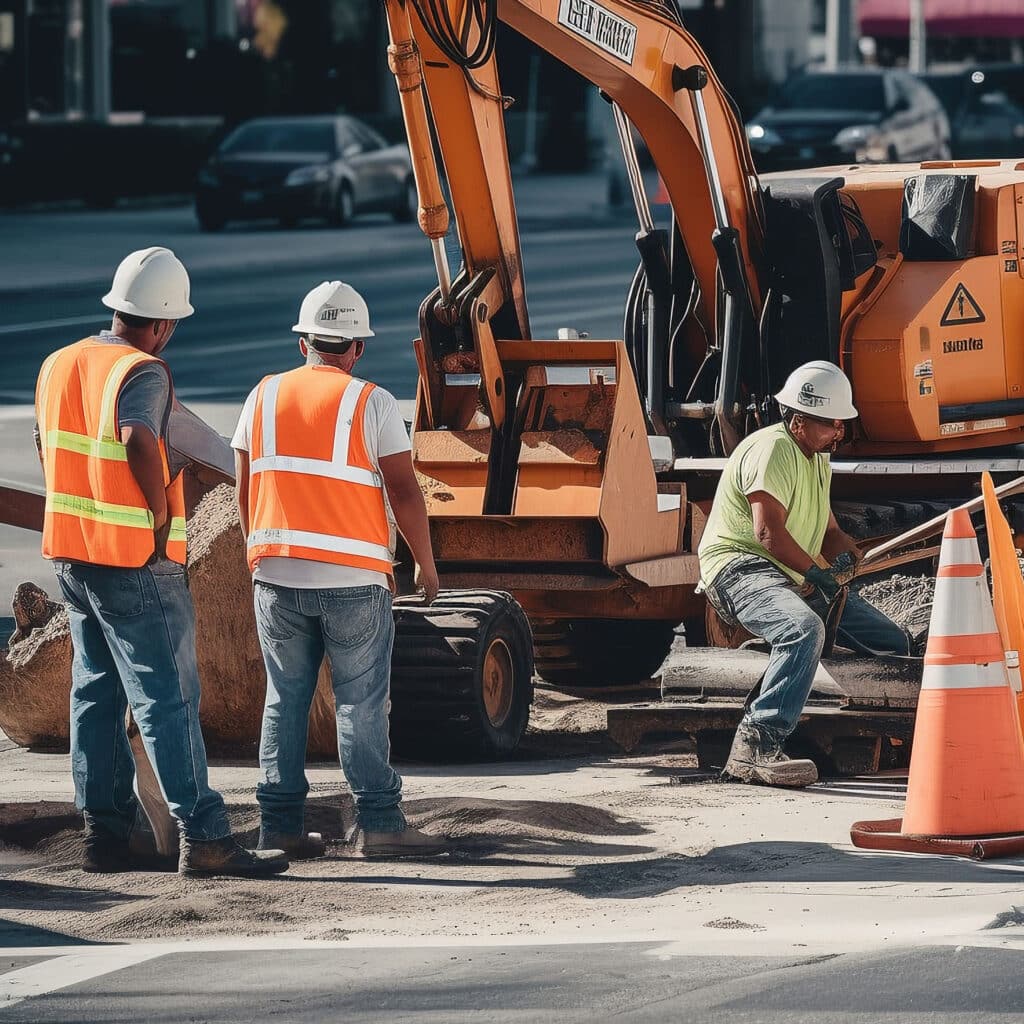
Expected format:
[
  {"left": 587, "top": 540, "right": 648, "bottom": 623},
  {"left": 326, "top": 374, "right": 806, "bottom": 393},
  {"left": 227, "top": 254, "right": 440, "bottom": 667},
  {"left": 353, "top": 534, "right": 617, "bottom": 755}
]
[
  {"left": 776, "top": 74, "right": 886, "bottom": 112},
  {"left": 220, "top": 122, "right": 335, "bottom": 156}
]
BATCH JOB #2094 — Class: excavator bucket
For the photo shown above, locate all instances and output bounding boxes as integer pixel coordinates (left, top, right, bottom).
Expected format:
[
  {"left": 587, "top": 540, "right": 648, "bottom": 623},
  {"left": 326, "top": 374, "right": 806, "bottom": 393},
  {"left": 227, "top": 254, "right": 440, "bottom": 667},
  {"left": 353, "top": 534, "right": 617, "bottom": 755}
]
[{"left": 413, "top": 337, "right": 688, "bottom": 623}]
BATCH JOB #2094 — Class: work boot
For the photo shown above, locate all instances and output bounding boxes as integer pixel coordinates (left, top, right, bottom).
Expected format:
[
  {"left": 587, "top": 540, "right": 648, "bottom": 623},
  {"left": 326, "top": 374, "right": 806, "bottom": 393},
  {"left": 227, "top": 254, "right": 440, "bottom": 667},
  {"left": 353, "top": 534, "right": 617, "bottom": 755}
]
[
  {"left": 258, "top": 829, "right": 326, "bottom": 860},
  {"left": 179, "top": 835, "right": 290, "bottom": 878},
  {"left": 359, "top": 826, "right": 448, "bottom": 858},
  {"left": 81, "top": 819, "right": 177, "bottom": 873},
  {"left": 721, "top": 720, "right": 818, "bottom": 788}
]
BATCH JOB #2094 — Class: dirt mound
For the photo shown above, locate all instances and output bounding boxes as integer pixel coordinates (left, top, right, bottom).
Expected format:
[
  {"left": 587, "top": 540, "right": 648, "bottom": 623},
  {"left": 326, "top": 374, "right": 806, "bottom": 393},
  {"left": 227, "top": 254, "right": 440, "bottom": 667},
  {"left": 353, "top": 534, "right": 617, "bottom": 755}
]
[
  {"left": 404, "top": 796, "right": 648, "bottom": 839},
  {"left": 0, "top": 484, "right": 340, "bottom": 757},
  {"left": 0, "top": 789, "right": 653, "bottom": 942}
]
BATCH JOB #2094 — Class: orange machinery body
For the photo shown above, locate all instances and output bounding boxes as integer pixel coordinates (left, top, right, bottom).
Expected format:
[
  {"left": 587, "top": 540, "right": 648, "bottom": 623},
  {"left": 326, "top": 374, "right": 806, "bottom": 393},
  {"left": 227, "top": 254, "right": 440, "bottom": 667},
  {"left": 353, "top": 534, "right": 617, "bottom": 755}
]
[
  {"left": 384, "top": 0, "right": 1024, "bottom": 626},
  {"left": 823, "top": 160, "right": 1024, "bottom": 454},
  {"left": 411, "top": 333, "right": 697, "bottom": 621}
]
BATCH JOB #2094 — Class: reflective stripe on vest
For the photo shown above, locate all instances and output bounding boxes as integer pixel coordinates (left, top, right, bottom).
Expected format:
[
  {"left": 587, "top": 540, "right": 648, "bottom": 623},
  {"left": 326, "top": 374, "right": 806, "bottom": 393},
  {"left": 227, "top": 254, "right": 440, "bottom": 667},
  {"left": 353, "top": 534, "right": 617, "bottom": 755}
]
[
  {"left": 36, "top": 339, "right": 187, "bottom": 567},
  {"left": 247, "top": 367, "right": 392, "bottom": 575},
  {"left": 247, "top": 529, "right": 391, "bottom": 564}
]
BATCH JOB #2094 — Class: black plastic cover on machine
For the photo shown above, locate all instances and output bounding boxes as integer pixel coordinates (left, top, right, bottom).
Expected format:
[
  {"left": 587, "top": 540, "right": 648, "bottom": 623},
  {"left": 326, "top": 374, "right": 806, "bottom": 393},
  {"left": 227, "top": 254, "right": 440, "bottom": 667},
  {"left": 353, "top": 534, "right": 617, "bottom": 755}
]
[{"left": 899, "top": 174, "right": 976, "bottom": 260}]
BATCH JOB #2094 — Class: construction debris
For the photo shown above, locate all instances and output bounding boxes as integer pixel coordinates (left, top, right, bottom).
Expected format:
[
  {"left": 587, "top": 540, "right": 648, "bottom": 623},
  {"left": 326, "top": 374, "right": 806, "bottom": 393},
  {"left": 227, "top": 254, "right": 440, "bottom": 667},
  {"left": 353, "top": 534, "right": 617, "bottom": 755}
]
[{"left": 856, "top": 573, "right": 934, "bottom": 641}]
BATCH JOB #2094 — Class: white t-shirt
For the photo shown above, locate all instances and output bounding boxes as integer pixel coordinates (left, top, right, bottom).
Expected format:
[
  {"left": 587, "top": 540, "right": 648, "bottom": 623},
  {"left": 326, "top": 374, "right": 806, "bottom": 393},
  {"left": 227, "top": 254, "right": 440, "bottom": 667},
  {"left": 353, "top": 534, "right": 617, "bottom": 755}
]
[{"left": 231, "top": 378, "right": 412, "bottom": 590}]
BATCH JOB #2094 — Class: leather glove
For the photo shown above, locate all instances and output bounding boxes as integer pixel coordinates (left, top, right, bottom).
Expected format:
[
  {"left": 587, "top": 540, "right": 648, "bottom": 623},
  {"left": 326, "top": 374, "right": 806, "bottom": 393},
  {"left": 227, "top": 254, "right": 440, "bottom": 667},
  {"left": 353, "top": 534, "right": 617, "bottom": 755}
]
[
  {"left": 831, "top": 550, "right": 858, "bottom": 587},
  {"left": 805, "top": 564, "right": 841, "bottom": 604}
]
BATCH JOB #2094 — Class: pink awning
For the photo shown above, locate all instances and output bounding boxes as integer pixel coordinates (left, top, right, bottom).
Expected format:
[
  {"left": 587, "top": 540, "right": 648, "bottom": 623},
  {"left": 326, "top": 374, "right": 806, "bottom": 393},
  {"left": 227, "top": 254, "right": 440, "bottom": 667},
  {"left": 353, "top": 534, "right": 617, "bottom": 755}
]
[{"left": 859, "top": 0, "right": 1024, "bottom": 37}]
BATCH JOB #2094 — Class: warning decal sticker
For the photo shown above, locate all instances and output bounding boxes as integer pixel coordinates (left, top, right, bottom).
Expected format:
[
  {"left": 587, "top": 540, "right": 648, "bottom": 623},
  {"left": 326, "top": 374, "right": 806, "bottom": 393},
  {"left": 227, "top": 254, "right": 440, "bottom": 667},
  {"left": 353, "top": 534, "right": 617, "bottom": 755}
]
[{"left": 940, "top": 282, "right": 986, "bottom": 327}]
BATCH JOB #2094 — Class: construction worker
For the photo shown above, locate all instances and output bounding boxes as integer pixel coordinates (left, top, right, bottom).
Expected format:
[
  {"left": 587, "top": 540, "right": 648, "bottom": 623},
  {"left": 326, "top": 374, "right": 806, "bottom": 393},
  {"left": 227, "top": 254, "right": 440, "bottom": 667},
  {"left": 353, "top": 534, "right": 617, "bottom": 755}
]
[
  {"left": 698, "top": 360, "right": 910, "bottom": 788},
  {"left": 232, "top": 280, "right": 446, "bottom": 858},
  {"left": 35, "top": 247, "right": 288, "bottom": 878}
]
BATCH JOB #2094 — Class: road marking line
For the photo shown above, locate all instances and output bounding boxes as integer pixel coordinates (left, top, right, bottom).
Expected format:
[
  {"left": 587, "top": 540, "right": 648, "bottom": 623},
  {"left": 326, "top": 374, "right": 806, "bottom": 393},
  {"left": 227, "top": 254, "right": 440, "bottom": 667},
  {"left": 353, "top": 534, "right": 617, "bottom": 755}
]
[
  {"left": 0, "top": 315, "right": 104, "bottom": 337},
  {"left": 0, "top": 948, "right": 163, "bottom": 1010}
]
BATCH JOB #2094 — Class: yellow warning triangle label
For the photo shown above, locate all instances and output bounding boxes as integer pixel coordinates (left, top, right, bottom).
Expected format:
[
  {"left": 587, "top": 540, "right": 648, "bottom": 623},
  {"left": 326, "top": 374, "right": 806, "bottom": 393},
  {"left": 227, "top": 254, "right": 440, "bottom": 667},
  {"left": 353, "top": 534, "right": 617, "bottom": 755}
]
[{"left": 940, "top": 282, "right": 986, "bottom": 326}]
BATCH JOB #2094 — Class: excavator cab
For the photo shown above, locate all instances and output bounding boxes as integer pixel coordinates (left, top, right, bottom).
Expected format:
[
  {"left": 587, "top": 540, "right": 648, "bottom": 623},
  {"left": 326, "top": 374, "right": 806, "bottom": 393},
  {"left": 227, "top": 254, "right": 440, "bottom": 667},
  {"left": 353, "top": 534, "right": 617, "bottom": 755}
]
[{"left": 758, "top": 177, "right": 879, "bottom": 401}]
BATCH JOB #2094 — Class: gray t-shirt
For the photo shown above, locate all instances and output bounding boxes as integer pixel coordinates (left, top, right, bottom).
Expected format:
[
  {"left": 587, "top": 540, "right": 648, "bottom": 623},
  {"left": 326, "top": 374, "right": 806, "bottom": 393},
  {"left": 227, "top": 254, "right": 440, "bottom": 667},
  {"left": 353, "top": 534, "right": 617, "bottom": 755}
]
[
  {"left": 96, "top": 331, "right": 173, "bottom": 443},
  {"left": 35, "top": 332, "right": 178, "bottom": 469}
]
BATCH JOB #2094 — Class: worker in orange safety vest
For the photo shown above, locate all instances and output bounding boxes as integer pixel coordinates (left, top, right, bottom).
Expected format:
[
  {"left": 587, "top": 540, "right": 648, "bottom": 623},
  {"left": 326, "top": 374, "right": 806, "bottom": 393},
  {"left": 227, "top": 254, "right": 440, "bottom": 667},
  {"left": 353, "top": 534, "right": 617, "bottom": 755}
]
[
  {"left": 35, "top": 247, "right": 287, "bottom": 878},
  {"left": 232, "top": 280, "right": 446, "bottom": 859}
]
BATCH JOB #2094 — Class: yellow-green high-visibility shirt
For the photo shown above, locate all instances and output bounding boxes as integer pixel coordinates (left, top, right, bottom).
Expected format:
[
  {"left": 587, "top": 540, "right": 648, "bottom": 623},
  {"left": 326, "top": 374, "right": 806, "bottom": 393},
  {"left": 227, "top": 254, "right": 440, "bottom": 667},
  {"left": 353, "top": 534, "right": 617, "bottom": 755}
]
[{"left": 698, "top": 421, "right": 831, "bottom": 587}]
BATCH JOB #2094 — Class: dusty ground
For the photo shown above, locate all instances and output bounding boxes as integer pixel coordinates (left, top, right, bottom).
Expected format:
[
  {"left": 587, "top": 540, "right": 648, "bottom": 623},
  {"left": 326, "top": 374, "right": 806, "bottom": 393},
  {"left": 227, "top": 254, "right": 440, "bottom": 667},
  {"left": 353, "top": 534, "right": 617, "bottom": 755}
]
[{"left": 4, "top": 687, "right": 1024, "bottom": 957}]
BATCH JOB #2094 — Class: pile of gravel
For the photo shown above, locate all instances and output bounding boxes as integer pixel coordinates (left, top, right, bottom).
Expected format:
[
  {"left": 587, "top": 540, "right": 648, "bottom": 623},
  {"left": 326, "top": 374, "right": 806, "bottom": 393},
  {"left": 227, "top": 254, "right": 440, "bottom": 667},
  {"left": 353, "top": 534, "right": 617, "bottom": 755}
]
[{"left": 856, "top": 573, "right": 935, "bottom": 640}]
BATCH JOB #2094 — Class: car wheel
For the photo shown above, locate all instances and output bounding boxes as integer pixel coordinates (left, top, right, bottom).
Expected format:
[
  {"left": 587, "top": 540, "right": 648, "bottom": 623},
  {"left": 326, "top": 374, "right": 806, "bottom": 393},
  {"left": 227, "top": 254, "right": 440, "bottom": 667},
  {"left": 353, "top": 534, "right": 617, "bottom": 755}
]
[
  {"left": 392, "top": 176, "right": 417, "bottom": 223},
  {"left": 196, "top": 205, "right": 226, "bottom": 232},
  {"left": 330, "top": 184, "right": 355, "bottom": 227},
  {"left": 279, "top": 214, "right": 299, "bottom": 230}
]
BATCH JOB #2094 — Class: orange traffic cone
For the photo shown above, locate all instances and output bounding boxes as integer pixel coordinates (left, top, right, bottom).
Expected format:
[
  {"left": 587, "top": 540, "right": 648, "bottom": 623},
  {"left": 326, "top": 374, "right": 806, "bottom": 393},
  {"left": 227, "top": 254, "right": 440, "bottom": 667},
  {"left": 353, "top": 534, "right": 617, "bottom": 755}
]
[
  {"left": 981, "top": 471, "right": 1024, "bottom": 741},
  {"left": 851, "top": 507, "right": 1024, "bottom": 858}
]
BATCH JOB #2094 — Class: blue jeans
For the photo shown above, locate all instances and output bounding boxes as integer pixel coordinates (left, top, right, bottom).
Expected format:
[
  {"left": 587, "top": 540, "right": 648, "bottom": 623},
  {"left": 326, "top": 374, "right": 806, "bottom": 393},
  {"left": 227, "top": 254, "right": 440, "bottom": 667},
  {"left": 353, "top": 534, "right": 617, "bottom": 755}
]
[
  {"left": 705, "top": 555, "right": 910, "bottom": 741},
  {"left": 253, "top": 582, "right": 405, "bottom": 835},
  {"left": 55, "top": 561, "right": 230, "bottom": 842}
]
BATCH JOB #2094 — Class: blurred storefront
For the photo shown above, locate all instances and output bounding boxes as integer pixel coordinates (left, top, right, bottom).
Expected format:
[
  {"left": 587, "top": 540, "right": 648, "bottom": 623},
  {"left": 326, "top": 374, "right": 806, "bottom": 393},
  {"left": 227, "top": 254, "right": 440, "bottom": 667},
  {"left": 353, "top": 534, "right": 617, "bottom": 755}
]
[{"left": 859, "top": 0, "right": 1024, "bottom": 65}]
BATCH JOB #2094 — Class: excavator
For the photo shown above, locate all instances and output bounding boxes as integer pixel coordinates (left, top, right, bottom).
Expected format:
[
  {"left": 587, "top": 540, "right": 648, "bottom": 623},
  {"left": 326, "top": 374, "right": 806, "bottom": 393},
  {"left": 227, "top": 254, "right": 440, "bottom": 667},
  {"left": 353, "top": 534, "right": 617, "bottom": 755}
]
[
  {"left": 5, "top": 0, "right": 1024, "bottom": 769},
  {"left": 375, "top": 0, "right": 1024, "bottom": 764}
]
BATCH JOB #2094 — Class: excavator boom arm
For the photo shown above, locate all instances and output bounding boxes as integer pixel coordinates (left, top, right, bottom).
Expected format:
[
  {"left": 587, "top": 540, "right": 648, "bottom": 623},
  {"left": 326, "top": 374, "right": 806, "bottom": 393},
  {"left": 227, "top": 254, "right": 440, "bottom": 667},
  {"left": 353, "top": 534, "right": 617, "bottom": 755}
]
[{"left": 386, "top": 0, "right": 765, "bottom": 340}]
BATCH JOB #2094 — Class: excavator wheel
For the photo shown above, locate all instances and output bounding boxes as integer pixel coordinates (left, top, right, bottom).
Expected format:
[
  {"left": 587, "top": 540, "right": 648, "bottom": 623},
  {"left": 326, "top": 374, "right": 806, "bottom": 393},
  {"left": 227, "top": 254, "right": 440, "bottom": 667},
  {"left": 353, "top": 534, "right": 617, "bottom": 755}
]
[
  {"left": 533, "top": 619, "right": 678, "bottom": 689},
  {"left": 389, "top": 591, "right": 534, "bottom": 761}
]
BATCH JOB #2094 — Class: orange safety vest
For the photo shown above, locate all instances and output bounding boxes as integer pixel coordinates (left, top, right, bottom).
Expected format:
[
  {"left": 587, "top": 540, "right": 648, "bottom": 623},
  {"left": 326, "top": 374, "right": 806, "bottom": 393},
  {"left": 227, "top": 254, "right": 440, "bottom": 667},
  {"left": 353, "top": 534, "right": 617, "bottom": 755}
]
[
  {"left": 247, "top": 365, "right": 393, "bottom": 576},
  {"left": 35, "top": 338, "right": 187, "bottom": 567}
]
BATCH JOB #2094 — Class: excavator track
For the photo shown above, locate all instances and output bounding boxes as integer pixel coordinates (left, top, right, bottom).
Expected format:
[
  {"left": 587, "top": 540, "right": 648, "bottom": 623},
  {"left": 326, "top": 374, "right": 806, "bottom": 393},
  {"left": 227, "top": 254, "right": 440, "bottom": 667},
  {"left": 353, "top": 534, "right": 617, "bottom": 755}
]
[{"left": 389, "top": 590, "right": 534, "bottom": 761}]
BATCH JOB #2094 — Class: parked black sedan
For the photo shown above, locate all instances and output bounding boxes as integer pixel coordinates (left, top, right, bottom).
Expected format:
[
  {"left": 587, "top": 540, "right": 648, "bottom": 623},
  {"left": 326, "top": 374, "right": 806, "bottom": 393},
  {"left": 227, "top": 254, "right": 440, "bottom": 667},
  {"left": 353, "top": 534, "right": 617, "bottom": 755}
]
[
  {"left": 745, "top": 68, "right": 950, "bottom": 172},
  {"left": 194, "top": 116, "right": 416, "bottom": 231},
  {"left": 922, "top": 66, "right": 1024, "bottom": 159}
]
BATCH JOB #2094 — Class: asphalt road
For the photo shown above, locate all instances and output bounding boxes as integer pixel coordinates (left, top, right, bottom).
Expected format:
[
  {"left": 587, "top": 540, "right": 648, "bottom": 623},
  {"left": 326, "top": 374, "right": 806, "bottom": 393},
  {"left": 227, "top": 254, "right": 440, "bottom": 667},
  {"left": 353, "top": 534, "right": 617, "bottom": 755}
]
[
  {"left": 0, "top": 175, "right": 641, "bottom": 404},
  {"left": 2, "top": 940, "right": 1020, "bottom": 1022}
]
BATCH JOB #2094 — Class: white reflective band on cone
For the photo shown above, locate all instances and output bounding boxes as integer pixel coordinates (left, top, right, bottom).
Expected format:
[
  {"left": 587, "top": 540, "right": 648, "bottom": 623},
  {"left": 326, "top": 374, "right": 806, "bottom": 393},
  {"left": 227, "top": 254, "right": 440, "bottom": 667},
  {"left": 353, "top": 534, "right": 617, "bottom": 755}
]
[
  {"left": 937, "top": 537, "right": 983, "bottom": 568},
  {"left": 920, "top": 661, "right": 1009, "bottom": 690},
  {"left": 929, "top": 575, "right": 1000, "bottom": 636},
  {"left": 1007, "top": 651, "right": 1023, "bottom": 693}
]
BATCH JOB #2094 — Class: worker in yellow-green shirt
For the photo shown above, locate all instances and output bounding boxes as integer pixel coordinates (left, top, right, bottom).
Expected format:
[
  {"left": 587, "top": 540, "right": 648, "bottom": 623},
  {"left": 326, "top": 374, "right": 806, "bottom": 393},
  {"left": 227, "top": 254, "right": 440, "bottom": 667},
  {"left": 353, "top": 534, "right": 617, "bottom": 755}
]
[{"left": 698, "top": 361, "right": 909, "bottom": 788}]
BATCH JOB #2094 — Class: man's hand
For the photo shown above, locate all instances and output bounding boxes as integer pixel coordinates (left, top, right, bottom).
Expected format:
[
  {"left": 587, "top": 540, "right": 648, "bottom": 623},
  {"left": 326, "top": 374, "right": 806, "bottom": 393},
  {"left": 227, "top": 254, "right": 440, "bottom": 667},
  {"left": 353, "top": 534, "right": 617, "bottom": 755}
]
[
  {"left": 415, "top": 562, "right": 440, "bottom": 604},
  {"left": 831, "top": 550, "right": 858, "bottom": 586},
  {"left": 380, "top": 450, "right": 440, "bottom": 607},
  {"left": 151, "top": 516, "right": 171, "bottom": 563},
  {"left": 805, "top": 564, "right": 842, "bottom": 604}
]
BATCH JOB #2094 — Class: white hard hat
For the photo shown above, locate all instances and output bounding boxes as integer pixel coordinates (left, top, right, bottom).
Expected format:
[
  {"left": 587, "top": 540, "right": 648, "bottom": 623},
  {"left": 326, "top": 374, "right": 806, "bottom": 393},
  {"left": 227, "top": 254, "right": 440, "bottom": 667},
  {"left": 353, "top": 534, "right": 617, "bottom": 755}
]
[
  {"left": 775, "top": 360, "right": 858, "bottom": 421},
  {"left": 101, "top": 247, "right": 194, "bottom": 320},
  {"left": 292, "top": 281, "right": 375, "bottom": 339}
]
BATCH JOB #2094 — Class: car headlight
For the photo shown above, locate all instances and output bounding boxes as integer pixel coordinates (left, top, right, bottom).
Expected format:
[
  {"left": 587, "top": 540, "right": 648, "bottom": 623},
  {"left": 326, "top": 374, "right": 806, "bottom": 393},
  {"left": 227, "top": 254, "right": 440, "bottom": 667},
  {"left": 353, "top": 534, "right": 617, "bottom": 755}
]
[
  {"left": 285, "top": 165, "right": 331, "bottom": 186},
  {"left": 745, "top": 124, "right": 783, "bottom": 148},
  {"left": 197, "top": 168, "right": 219, "bottom": 186},
  {"left": 833, "top": 125, "right": 887, "bottom": 163},
  {"left": 833, "top": 125, "right": 877, "bottom": 151}
]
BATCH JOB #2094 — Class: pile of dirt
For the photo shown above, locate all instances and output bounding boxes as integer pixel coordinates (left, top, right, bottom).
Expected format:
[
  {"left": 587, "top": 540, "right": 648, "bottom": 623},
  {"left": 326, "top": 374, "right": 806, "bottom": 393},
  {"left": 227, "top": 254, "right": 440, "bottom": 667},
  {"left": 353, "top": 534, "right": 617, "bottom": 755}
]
[
  {"left": 0, "top": 787, "right": 663, "bottom": 942},
  {"left": 0, "top": 484, "right": 340, "bottom": 757}
]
